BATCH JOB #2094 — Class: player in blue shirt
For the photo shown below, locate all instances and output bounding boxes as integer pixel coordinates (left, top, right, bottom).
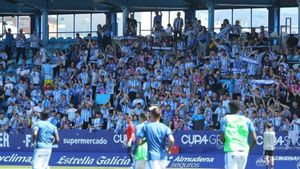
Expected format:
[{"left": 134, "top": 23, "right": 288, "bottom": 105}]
[
  {"left": 138, "top": 106, "right": 174, "bottom": 169},
  {"left": 31, "top": 112, "right": 59, "bottom": 169}
]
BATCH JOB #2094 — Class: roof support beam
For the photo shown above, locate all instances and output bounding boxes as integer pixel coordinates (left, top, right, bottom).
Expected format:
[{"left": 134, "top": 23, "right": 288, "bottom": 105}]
[{"left": 41, "top": 9, "right": 49, "bottom": 46}]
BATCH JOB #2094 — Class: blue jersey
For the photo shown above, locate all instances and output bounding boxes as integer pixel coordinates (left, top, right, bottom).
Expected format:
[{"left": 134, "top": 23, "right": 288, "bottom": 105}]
[
  {"left": 42, "top": 64, "right": 57, "bottom": 79},
  {"left": 33, "top": 120, "right": 58, "bottom": 149},
  {"left": 138, "top": 122, "right": 172, "bottom": 160}
]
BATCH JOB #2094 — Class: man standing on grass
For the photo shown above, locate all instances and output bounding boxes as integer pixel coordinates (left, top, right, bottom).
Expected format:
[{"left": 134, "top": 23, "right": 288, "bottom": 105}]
[
  {"left": 138, "top": 106, "right": 174, "bottom": 169},
  {"left": 31, "top": 112, "right": 59, "bottom": 169},
  {"left": 220, "top": 100, "right": 257, "bottom": 169},
  {"left": 133, "top": 112, "right": 148, "bottom": 169}
]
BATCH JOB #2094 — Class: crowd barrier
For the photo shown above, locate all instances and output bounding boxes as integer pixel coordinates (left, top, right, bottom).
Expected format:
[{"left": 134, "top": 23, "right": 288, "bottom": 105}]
[{"left": 0, "top": 130, "right": 299, "bottom": 168}]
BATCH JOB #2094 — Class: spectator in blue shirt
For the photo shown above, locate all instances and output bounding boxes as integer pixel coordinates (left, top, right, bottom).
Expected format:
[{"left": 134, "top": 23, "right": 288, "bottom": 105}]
[
  {"left": 4, "top": 28, "right": 14, "bottom": 61},
  {"left": 102, "top": 19, "right": 112, "bottom": 50},
  {"left": 191, "top": 107, "right": 205, "bottom": 130},
  {"left": 16, "top": 29, "right": 26, "bottom": 64},
  {"left": 153, "top": 10, "right": 162, "bottom": 26}
]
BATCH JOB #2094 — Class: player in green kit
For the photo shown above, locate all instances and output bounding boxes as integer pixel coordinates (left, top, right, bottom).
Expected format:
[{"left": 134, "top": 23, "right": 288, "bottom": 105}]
[
  {"left": 133, "top": 112, "right": 148, "bottom": 169},
  {"left": 220, "top": 100, "right": 257, "bottom": 169}
]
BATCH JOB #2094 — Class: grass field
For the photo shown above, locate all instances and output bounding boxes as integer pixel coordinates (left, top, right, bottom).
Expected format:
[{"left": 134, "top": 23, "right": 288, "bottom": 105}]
[
  {"left": 0, "top": 166, "right": 205, "bottom": 169},
  {"left": 0, "top": 167, "right": 125, "bottom": 169}
]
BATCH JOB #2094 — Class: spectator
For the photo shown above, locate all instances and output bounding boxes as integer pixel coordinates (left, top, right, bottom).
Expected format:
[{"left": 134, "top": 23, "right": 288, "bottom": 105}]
[
  {"left": 75, "top": 33, "right": 84, "bottom": 46},
  {"left": 169, "top": 110, "right": 183, "bottom": 132},
  {"left": 231, "top": 20, "right": 242, "bottom": 35},
  {"left": 165, "top": 23, "right": 173, "bottom": 36},
  {"left": 89, "top": 112, "right": 104, "bottom": 131},
  {"left": 42, "top": 59, "right": 61, "bottom": 87},
  {"left": 259, "top": 25, "right": 269, "bottom": 39},
  {"left": 173, "top": 12, "right": 184, "bottom": 40},
  {"left": 191, "top": 107, "right": 205, "bottom": 130},
  {"left": 30, "top": 29, "right": 40, "bottom": 57},
  {"left": 153, "top": 10, "right": 162, "bottom": 26},
  {"left": 96, "top": 24, "right": 103, "bottom": 49},
  {"left": 0, "top": 112, "right": 9, "bottom": 132},
  {"left": 9, "top": 113, "right": 24, "bottom": 133},
  {"left": 73, "top": 111, "right": 83, "bottom": 129},
  {"left": 3, "top": 27, "right": 14, "bottom": 61},
  {"left": 102, "top": 19, "right": 112, "bottom": 50},
  {"left": 126, "top": 13, "right": 137, "bottom": 36},
  {"left": 16, "top": 29, "right": 26, "bottom": 64},
  {"left": 198, "top": 26, "right": 209, "bottom": 57},
  {"left": 249, "top": 28, "right": 258, "bottom": 39}
]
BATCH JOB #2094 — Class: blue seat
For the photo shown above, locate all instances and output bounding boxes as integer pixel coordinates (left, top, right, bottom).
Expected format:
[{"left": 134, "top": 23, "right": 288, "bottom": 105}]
[
  {"left": 65, "top": 37, "right": 72, "bottom": 43},
  {"left": 57, "top": 37, "right": 64, "bottom": 43},
  {"left": 92, "top": 36, "right": 97, "bottom": 41},
  {"left": 63, "top": 44, "right": 70, "bottom": 49},
  {"left": 49, "top": 37, "right": 56, "bottom": 42}
]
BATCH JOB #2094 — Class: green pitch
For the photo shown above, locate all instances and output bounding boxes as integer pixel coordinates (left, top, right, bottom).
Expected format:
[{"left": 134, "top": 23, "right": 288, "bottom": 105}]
[
  {"left": 0, "top": 167, "right": 125, "bottom": 169},
  {"left": 0, "top": 166, "right": 202, "bottom": 169}
]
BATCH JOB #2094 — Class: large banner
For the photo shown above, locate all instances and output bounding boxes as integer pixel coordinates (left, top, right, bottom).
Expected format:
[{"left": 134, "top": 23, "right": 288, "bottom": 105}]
[
  {"left": 0, "top": 130, "right": 126, "bottom": 153},
  {"left": 0, "top": 131, "right": 299, "bottom": 168}
]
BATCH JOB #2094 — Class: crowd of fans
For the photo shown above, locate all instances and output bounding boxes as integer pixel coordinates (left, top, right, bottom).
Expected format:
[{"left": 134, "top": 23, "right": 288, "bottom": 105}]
[{"left": 0, "top": 12, "right": 299, "bottom": 139}]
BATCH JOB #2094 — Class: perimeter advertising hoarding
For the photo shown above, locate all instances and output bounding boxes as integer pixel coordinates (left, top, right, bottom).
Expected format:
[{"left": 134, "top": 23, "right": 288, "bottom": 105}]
[{"left": 0, "top": 130, "right": 299, "bottom": 168}]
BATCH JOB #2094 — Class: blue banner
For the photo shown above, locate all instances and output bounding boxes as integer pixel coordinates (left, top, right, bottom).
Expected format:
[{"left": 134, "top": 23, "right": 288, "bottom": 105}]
[
  {"left": 173, "top": 130, "right": 300, "bottom": 155},
  {"left": 0, "top": 152, "right": 299, "bottom": 168},
  {"left": 0, "top": 130, "right": 127, "bottom": 153},
  {"left": 0, "top": 130, "right": 299, "bottom": 168}
]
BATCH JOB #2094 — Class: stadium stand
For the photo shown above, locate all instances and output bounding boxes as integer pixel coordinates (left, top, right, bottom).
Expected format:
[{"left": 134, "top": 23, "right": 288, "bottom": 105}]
[{"left": 0, "top": 0, "right": 299, "bottom": 137}]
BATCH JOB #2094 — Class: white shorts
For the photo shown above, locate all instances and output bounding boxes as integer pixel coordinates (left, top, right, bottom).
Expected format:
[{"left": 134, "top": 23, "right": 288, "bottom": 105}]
[
  {"left": 135, "top": 160, "right": 147, "bottom": 169},
  {"left": 145, "top": 160, "right": 168, "bottom": 169},
  {"left": 32, "top": 148, "right": 52, "bottom": 169},
  {"left": 225, "top": 151, "right": 248, "bottom": 169}
]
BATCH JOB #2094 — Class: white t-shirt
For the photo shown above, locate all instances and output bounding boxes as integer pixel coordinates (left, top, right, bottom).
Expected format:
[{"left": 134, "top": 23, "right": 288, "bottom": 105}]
[
  {"left": 292, "top": 118, "right": 300, "bottom": 131},
  {"left": 0, "top": 117, "right": 9, "bottom": 127},
  {"left": 33, "top": 106, "right": 43, "bottom": 113},
  {"left": 263, "top": 131, "right": 276, "bottom": 151},
  {"left": 66, "top": 108, "right": 77, "bottom": 122},
  {"left": 30, "top": 71, "right": 40, "bottom": 85}
]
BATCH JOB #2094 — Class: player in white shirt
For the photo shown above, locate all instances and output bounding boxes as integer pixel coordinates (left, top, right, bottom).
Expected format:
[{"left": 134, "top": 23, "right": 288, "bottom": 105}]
[{"left": 263, "top": 122, "right": 276, "bottom": 169}]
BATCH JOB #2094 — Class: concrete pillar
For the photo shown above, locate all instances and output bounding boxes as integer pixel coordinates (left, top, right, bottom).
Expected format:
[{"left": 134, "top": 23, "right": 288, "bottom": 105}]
[
  {"left": 41, "top": 9, "right": 49, "bottom": 46},
  {"left": 111, "top": 12, "right": 117, "bottom": 36},
  {"left": 122, "top": 7, "right": 128, "bottom": 36},
  {"left": 36, "top": 15, "right": 41, "bottom": 38},
  {"left": 207, "top": 1, "right": 215, "bottom": 32},
  {"left": 268, "top": 5, "right": 280, "bottom": 34},
  {"left": 30, "top": 15, "right": 36, "bottom": 34}
]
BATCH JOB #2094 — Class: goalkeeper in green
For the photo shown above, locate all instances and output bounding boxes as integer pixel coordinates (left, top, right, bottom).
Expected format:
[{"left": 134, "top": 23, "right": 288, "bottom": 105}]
[{"left": 133, "top": 112, "right": 148, "bottom": 169}]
